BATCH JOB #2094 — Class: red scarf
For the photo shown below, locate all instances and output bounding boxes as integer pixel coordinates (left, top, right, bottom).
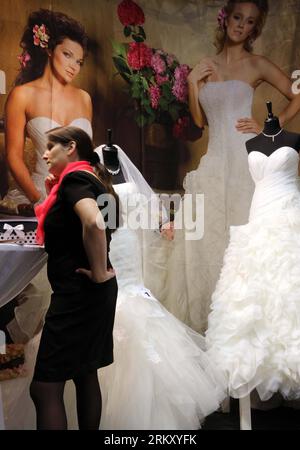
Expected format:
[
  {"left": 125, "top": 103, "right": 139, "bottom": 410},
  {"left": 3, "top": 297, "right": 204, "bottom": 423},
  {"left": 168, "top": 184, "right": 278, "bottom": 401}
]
[{"left": 35, "top": 161, "right": 94, "bottom": 245}]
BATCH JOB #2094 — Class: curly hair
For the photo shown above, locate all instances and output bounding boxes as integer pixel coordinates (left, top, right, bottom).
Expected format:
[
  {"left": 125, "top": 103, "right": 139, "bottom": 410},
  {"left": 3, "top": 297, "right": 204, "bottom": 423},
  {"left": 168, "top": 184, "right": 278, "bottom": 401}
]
[
  {"left": 214, "top": 0, "right": 269, "bottom": 54},
  {"left": 15, "top": 9, "right": 89, "bottom": 86}
]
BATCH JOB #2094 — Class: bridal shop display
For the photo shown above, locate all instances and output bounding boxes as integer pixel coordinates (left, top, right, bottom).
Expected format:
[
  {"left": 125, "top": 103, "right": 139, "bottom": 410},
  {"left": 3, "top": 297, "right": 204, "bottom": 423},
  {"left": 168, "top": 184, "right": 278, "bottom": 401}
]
[{"left": 1, "top": 0, "right": 300, "bottom": 432}]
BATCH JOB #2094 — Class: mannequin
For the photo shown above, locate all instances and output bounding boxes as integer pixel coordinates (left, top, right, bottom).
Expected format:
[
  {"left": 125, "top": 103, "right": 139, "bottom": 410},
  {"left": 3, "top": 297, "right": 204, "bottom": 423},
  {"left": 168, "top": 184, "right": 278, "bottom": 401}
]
[
  {"left": 236, "top": 102, "right": 300, "bottom": 429},
  {"left": 102, "top": 129, "right": 126, "bottom": 185},
  {"left": 246, "top": 102, "right": 300, "bottom": 155}
]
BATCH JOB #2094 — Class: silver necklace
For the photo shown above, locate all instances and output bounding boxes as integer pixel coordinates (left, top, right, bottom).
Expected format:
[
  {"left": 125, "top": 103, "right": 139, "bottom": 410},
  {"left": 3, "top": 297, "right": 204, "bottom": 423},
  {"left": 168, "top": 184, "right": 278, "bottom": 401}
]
[
  {"left": 262, "top": 128, "right": 283, "bottom": 142},
  {"left": 106, "top": 166, "right": 121, "bottom": 176}
]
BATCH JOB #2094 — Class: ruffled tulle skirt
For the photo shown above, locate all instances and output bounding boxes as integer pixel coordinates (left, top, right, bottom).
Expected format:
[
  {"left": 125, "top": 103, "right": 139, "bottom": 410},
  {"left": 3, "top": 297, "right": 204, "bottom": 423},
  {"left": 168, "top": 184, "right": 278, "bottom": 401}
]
[
  {"left": 206, "top": 198, "right": 300, "bottom": 401},
  {"left": 98, "top": 285, "right": 226, "bottom": 429},
  {"left": 2, "top": 288, "right": 226, "bottom": 430}
]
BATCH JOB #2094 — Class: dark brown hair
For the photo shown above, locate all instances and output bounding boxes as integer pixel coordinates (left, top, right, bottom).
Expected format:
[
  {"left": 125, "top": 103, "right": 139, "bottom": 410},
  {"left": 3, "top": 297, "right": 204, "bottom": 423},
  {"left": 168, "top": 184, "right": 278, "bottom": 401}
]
[
  {"left": 15, "top": 9, "right": 88, "bottom": 86},
  {"left": 46, "top": 126, "right": 120, "bottom": 230},
  {"left": 214, "top": 0, "right": 269, "bottom": 54}
]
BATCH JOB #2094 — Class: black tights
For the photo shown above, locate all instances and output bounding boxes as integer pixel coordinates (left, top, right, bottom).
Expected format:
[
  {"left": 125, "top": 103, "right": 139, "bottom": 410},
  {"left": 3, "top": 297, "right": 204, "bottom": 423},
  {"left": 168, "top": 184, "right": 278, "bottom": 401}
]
[{"left": 30, "top": 371, "right": 102, "bottom": 430}]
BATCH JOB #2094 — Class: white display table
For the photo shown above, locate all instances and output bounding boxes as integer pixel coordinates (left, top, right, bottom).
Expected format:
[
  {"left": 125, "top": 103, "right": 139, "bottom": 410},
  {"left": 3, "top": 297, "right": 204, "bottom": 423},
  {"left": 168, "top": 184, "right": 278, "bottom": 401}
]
[{"left": 0, "top": 215, "right": 47, "bottom": 430}]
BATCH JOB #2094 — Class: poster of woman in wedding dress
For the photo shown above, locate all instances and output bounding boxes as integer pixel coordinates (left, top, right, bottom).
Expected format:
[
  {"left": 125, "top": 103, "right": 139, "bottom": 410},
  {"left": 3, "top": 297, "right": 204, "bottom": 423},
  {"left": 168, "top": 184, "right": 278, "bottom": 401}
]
[{"left": 0, "top": 0, "right": 300, "bottom": 431}]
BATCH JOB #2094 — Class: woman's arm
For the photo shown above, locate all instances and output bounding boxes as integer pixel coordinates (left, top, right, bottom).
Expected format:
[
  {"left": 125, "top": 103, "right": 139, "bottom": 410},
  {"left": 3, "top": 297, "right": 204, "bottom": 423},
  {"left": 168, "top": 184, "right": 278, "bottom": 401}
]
[
  {"left": 187, "top": 59, "right": 215, "bottom": 128},
  {"left": 74, "top": 197, "right": 115, "bottom": 283},
  {"left": 5, "top": 87, "right": 41, "bottom": 203},
  {"left": 258, "top": 56, "right": 300, "bottom": 126}
]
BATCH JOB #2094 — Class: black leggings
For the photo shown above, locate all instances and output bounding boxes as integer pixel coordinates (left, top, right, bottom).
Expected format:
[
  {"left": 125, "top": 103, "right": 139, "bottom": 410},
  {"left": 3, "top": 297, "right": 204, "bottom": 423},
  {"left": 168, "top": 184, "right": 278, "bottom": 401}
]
[{"left": 30, "top": 370, "right": 102, "bottom": 430}]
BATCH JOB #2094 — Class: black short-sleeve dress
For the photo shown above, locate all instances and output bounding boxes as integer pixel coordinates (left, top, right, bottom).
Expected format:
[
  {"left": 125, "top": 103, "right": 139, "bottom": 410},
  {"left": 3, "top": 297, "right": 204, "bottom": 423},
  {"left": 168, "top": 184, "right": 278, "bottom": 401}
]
[{"left": 33, "top": 171, "right": 118, "bottom": 382}]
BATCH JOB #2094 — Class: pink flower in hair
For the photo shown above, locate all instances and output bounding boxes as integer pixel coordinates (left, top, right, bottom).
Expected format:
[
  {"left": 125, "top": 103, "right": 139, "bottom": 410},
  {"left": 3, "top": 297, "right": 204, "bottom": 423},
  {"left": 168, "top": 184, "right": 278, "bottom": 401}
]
[
  {"left": 33, "top": 24, "right": 50, "bottom": 49},
  {"left": 217, "top": 7, "right": 227, "bottom": 30},
  {"left": 18, "top": 51, "right": 31, "bottom": 68}
]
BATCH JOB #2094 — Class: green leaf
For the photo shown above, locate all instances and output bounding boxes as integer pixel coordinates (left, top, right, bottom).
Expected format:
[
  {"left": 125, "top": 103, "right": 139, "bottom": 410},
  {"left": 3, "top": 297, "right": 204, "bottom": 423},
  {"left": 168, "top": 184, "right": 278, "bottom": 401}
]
[
  {"left": 169, "top": 105, "right": 180, "bottom": 121},
  {"left": 141, "top": 77, "right": 149, "bottom": 90},
  {"left": 136, "top": 114, "right": 147, "bottom": 127},
  {"left": 138, "top": 26, "right": 146, "bottom": 39},
  {"left": 124, "top": 26, "right": 132, "bottom": 37},
  {"left": 161, "top": 83, "right": 172, "bottom": 100},
  {"left": 147, "top": 114, "right": 156, "bottom": 125},
  {"left": 112, "top": 56, "right": 132, "bottom": 75},
  {"left": 159, "top": 97, "right": 169, "bottom": 111},
  {"left": 141, "top": 97, "right": 150, "bottom": 107},
  {"left": 131, "top": 83, "right": 142, "bottom": 99},
  {"left": 112, "top": 41, "right": 127, "bottom": 58},
  {"left": 119, "top": 72, "right": 131, "bottom": 83},
  {"left": 132, "top": 34, "right": 144, "bottom": 43}
]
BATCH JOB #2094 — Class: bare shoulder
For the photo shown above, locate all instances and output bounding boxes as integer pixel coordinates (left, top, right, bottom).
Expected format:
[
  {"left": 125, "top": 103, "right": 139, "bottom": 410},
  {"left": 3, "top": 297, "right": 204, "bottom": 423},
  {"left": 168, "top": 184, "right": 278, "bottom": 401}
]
[
  {"left": 7, "top": 84, "right": 30, "bottom": 103},
  {"left": 5, "top": 84, "right": 36, "bottom": 112},
  {"left": 79, "top": 88, "right": 92, "bottom": 106},
  {"left": 68, "top": 87, "right": 91, "bottom": 102},
  {"left": 249, "top": 54, "right": 273, "bottom": 69}
]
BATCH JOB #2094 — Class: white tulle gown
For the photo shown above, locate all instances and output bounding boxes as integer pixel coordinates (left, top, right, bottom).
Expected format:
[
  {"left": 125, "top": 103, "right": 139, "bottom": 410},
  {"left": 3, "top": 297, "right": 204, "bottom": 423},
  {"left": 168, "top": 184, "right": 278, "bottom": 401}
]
[
  {"left": 147, "top": 80, "right": 256, "bottom": 334},
  {"left": 206, "top": 146, "right": 300, "bottom": 401},
  {"left": 66, "top": 181, "right": 227, "bottom": 430},
  {"left": 2, "top": 165, "right": 227, "bottom": 431},
  {"left": 1, "top": 117, "right": 93, "bottom": 429}
]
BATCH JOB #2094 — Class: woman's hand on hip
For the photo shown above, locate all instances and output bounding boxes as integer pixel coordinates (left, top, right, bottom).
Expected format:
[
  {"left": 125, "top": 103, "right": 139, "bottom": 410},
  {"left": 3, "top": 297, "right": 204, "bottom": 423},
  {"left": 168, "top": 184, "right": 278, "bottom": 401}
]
[
  {"left": 76, "top": 267, "right": 116, "bottom": 283},
  {"left": 236, "top": 117, "right": 262, "bottom": 135}
]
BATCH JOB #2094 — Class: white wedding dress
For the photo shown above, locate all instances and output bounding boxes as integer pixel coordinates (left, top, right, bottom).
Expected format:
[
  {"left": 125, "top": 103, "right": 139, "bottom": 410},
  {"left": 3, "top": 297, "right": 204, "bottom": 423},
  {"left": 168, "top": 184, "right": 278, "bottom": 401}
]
[
  {"left": 2, "top": 120, "right": 226, "bottom": 430},
  {"left": 3, "top": 117, "right": 93, "bottom": 205},
  {"left": 148, "top": 80, "right": 256, "bottom": 334},
  {"left": 206, "top": 146, "right": 300, "bottom": 401},
  {"left": 97, "top": 182, "right": 226, "bottom": 430},
  {"left": 1, "top": 117, "right": 93, "bottom": 429},
  {"left": 1, "top": 117, "right": 93, "bottom": 343}
]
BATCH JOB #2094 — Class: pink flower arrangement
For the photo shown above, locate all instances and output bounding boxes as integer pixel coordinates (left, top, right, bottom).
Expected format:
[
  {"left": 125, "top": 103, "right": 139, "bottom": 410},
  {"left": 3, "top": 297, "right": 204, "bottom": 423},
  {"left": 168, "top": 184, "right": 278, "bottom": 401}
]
[
  {"left": 113, "top": 0, "right": 202, "bottom": 140},
  {"left": 151, "top": 52, "right": 166, "bottom": 74},
  {"left": 149, "top": 85, "right": 161, "bottom": 109},
  {"left": 127, "top": 42, "right": 152, "bottom": 70},
  {"left": 155, "top": 74, "right": 169, "bottom": 85},
  {"left": 117, "top": 0, "right": 145, "bottom": 26}
]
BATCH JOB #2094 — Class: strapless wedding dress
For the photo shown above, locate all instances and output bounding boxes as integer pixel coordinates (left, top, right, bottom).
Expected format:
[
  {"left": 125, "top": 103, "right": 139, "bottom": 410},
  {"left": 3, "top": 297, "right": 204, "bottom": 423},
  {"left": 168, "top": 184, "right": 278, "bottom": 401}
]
[
  {"left": 3, "top": 116, "right": 93, "bottom": 205},
  {"left": 146, "top": 80, "right": 256, "bottom": 334},
  {"left": 2, "top": 117, "right": 93, "bottom": 429},
  {"left": 66, "top": 182, "right": 227, "bottom": 430},
  {"left": 206, "top": 146, "right": 300, "bottom": 401}
]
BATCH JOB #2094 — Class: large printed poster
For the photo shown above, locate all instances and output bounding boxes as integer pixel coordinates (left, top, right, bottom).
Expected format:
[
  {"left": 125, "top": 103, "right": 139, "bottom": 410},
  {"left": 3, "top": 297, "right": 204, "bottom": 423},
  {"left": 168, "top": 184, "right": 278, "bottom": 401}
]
[{"left": 0, "top": 0, "right": 300, "bottom": 432}]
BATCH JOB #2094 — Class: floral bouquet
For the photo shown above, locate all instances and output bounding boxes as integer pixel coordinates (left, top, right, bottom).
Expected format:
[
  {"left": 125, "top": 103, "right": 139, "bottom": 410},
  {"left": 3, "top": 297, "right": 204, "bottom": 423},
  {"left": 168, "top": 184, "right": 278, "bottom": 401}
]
[{"left": 113, "top": 0, "right": 202, "bottom": 140}]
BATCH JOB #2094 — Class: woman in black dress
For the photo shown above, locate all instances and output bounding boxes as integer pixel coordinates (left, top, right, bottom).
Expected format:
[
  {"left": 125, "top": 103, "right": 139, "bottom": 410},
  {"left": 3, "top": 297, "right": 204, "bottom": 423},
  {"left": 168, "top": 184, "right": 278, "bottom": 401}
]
[{"left": 30, "top": 126, "right": 119, "bottom": 430}]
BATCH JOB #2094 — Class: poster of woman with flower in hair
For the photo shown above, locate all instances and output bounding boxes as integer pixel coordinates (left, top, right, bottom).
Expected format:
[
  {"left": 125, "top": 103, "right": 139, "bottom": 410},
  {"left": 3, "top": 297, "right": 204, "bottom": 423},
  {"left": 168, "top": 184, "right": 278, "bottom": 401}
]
[{"left": 0, "top": 0, "right": 300, "bottom": 432}]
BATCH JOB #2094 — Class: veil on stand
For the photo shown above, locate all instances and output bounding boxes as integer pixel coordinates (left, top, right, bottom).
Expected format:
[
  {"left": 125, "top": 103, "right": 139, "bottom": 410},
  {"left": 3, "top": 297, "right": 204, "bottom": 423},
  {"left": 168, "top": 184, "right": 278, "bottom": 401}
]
[{"left": 94, "top": 145, "right": 171, "bottom": 286}]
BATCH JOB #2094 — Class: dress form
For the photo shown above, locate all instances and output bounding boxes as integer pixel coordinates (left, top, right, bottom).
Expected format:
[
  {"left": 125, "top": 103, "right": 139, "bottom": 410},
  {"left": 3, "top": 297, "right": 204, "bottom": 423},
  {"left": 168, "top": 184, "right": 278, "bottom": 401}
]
[
  {"left": 102, "top": 129, "right": 126, "bottom": 185},
  {"left": 246, "top": 102, "right": 300, "bottom": 155},
  {"left": 238, "top": 102, "right": 300, "bottom": 430}
]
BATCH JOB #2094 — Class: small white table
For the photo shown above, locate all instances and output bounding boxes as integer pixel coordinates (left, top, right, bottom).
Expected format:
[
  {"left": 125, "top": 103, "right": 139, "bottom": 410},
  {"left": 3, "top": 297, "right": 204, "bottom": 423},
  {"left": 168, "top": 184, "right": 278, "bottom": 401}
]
[{"left": 0, "top": 241, "right": 46, "bottom": 429}]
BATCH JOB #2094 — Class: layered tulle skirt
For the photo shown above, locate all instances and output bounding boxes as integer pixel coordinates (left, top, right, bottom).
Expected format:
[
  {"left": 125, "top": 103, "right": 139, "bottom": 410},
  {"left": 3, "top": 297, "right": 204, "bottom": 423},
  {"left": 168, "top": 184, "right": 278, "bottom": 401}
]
[
  {"left": 98, "top": 285, "right": 227, "bottom": 429},
  {"left": 206, "top": 195, "right": 300, "bottom": 401}
]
